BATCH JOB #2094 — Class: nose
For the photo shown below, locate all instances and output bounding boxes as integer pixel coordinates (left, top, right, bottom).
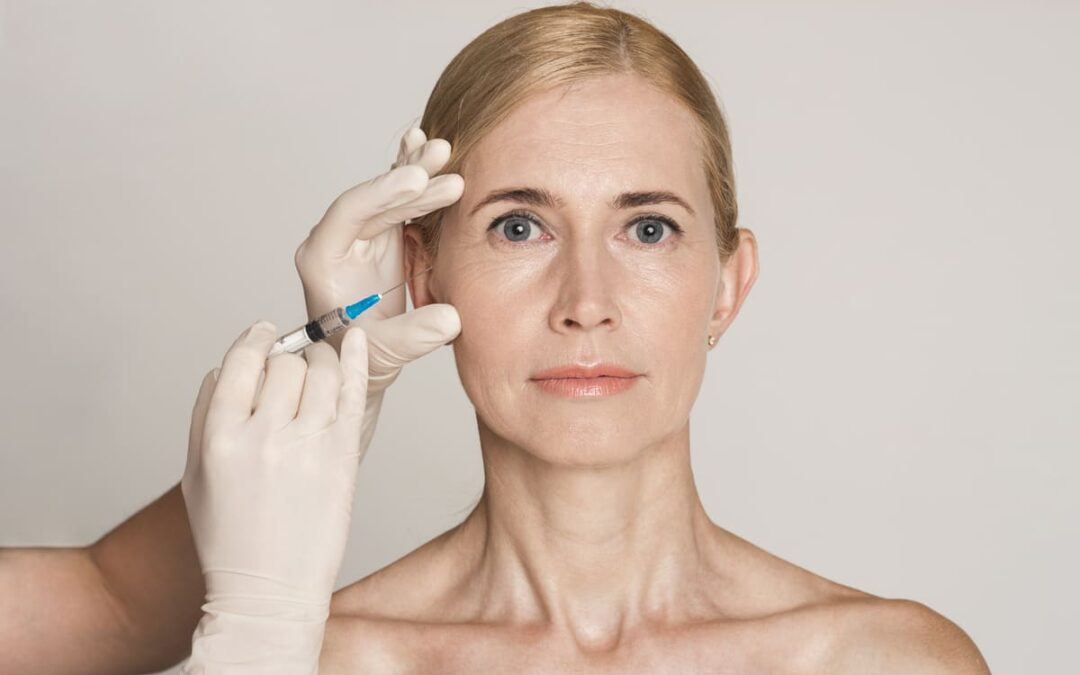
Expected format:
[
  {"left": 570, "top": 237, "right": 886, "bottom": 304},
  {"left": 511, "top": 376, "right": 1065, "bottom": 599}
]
[{"left": 548, "top": 241, "right": 622, "bottom": 335}]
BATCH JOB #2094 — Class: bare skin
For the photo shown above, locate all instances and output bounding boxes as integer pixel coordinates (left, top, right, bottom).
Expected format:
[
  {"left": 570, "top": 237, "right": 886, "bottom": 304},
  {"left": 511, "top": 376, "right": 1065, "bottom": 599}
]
[
  {"left": 317, "top": 74, "right": 990, "bottom": 674},
  {"left": 0, "top": 484, "right": 203, "bottom": 674},
  {"left": 322, "top": 511, "right": 982, "bottom": 674}
]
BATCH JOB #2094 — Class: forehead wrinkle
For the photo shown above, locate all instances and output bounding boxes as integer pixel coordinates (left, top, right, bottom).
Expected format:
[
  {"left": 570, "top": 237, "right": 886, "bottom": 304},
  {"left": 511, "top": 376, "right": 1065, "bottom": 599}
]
[{"left": 510, "top": 131, "right": 626, "bottom": 157}]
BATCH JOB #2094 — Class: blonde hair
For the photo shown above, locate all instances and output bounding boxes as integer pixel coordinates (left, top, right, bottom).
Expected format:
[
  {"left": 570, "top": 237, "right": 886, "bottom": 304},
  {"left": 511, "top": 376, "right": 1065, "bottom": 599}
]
[{"left": 415, "top": 1, "right": 738, "bottom": 262}]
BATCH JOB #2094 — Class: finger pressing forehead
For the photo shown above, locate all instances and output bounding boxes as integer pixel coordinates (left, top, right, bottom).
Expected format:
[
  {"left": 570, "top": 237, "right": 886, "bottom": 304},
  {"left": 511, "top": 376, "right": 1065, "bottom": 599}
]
[
  {"left": 308, "top": 164, "right": 429, "bottom": 255},
  {"left": 373, "top": 173, "right": 464, "bottom": 235},
  {"left": 397, "top": 127, "right": 427, "bottom": 164},
  {"left": 403, "top": 139, "right": 452, "bottom": 177}
]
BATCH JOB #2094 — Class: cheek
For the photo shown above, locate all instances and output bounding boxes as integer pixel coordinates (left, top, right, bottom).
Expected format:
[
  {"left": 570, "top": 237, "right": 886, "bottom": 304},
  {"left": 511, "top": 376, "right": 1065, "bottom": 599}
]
[
  {"left": 454, "top": 296, "right": 515, "bottom": 366},
  {"left": 442, "top": 252, "right": 543, "bottom": 338},
  {"left": 630, "top": 267, "right": 715, "bottom": 417},
  {"left": 443, "top": 265, "right": 533, "bottom": 396}
]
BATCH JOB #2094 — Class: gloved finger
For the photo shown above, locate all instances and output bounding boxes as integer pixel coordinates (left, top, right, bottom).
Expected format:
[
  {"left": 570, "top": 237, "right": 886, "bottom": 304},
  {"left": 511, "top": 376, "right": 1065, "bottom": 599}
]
[
  {"left": 252, "top": 352, "right": 307, "bottom": 427},
  {"left": 360, "top": 303, "right": 461, "bottom": 389},
  {"left": 208, "top": 321, "right": 277, "bottom": 429},
  {"left": 366, "top": 173, "right": 464, "bottom": 235},
  {"left": 296, "top": 341, "right": 342, "bottom": 429},
  {"left": 186, "top": 368, "right": 219, "bottom": 469},
  {"left": 400, "top": 138, "right": 452, "bottom": 177},
  {"left": 305, "top": 164, "right": 429, "bottom": 258},
  {"left": 391, "top": 127, "right": 427, "bottom": 169},
  {"left": 337, "top": 326, "right": 370, "bottom": 422}
]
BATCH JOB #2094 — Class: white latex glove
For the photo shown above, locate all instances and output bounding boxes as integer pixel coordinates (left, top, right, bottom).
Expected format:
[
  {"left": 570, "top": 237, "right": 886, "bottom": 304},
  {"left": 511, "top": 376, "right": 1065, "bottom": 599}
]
[
  {"left": 180, "top": 323, "right": 369, "bottom": 674},
  {"left": 180, "top": 126, "right": 464, "bottom": 673},
  {"left": 295, "top": 125, "right": 465, "bottom": 453}
]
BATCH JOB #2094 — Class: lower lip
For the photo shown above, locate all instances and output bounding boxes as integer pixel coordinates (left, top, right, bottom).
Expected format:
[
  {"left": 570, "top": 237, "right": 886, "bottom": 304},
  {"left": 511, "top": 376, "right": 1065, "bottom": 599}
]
[{"left": 530, "top": 375, "right": 641, "bottom": 398}]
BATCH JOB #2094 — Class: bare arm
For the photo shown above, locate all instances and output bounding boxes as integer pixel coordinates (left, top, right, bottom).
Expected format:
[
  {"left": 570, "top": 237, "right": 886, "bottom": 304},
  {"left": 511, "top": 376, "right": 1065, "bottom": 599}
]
[{"left": 0, "top": 482, "right": 204, "bottom": 675}]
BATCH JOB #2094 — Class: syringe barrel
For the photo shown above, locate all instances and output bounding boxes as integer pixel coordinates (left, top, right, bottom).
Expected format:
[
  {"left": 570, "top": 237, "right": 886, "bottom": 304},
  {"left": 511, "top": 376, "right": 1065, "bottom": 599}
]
[
  {"left": 268, "top": 327, "right": 312, "bottom": 357},
  {"left": 268, "top": 307, "right": 350, "bottom": 357},
  {"left": 307, "top": 306, "right": 351, "bottom": 342}
]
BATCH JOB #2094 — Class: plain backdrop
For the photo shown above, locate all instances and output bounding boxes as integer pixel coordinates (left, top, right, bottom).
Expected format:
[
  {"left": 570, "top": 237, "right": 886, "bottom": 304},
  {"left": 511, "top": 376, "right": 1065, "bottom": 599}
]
[{"left": 2, "top": 1, "right": 1077, "bottom": 673}]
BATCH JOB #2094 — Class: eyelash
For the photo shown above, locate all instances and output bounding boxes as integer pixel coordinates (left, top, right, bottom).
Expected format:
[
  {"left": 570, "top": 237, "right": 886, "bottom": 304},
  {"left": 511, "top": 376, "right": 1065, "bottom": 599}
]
[{"left": 486, "top": 209, "right": 685, "bottom": 248}]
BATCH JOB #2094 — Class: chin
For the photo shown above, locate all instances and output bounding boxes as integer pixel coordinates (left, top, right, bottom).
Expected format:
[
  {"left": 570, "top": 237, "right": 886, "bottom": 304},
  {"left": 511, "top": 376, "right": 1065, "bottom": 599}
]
[{"left": 516, "top": 423, "right": 647, "bottom": 468}]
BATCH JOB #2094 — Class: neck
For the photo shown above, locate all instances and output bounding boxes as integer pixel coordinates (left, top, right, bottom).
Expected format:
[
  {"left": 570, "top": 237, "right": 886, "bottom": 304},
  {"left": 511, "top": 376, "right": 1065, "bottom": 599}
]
[{"left": 452, "top": 417, "right": 720, "bottom": 651}]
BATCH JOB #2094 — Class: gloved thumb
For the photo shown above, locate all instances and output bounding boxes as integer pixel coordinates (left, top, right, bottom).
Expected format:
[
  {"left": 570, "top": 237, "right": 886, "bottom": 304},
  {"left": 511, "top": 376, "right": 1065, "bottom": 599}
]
[
  {"left": 337, "top": 326, "right": 370, "bottom": 421},
  {"left": 359, "top": 303, "right": 461, "bottom": 390}
]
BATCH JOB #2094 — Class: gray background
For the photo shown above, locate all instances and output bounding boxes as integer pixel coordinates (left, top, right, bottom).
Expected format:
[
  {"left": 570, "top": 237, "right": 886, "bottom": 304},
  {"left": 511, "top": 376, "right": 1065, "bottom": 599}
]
[{"left": 2, "top": 1, "right": 1076, "bottom": 673}]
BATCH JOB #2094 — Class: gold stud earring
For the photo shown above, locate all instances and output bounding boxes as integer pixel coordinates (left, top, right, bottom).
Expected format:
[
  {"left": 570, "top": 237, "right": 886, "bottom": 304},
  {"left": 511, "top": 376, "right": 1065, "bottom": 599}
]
[{"left": 707, "top": 334, "right": 717, "bottom": 348}]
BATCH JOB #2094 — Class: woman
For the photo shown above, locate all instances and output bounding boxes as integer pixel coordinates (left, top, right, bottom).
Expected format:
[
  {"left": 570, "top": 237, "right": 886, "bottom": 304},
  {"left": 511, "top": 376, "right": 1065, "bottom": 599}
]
[
  {"left": 0, "top": 2, "right": 988, "bottom": 673},
  {"left": 302, "top": 3, "right": 988, "bottom": 673}
]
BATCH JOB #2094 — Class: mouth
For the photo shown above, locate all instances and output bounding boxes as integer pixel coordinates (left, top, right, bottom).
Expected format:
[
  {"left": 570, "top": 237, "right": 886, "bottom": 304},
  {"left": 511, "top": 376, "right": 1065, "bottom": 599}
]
[{"left": 528, "top": 363, "right": 642, "bottom": 398}]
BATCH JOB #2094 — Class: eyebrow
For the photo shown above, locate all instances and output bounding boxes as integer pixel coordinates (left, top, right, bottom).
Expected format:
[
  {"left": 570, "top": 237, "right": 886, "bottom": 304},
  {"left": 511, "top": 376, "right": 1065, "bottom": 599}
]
[{"left": 466, "top": 187, "right": 696, "bottom": 218}]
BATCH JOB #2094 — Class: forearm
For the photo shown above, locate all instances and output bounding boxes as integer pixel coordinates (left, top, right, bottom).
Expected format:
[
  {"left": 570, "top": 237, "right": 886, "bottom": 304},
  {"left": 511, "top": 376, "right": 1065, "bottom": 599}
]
[
  {"left": 0, "top": 546, "right": 133, "bottom": 675},
  {"left": 0, "top": 483, "right": 205, "bottom": 674},
  {"left": 89, "top": 482, "right": 206, "bottom": 670}
]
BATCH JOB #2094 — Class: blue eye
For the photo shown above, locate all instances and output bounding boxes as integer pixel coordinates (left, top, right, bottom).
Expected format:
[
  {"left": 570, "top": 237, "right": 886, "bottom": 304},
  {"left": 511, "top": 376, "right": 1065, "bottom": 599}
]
[
  {"left": 502, "top": 216, "right": 540, "bottom": 242},
  {"left": 486, "top": 210, "right": 684, "bottom": 247},
  {"left": 488, "top": 210, "right": 544, "bottom": 243},
  {"left": 631, "top": 217, "right": 678, "bottom": 245}
]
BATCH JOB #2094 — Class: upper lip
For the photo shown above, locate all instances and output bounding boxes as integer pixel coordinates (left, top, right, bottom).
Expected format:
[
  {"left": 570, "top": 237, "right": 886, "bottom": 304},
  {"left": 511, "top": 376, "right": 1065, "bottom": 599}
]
[{"left": 530, "top": 363, "right": 640, "bottom": 380}]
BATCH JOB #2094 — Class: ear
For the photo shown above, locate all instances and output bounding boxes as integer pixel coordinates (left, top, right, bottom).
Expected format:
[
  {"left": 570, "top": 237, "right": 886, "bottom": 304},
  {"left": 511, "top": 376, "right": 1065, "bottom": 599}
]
[
  {"left": 403, "top": 223, "right": 440, "bottom": 307},
  {"left": 708, "top": 228, "right": 759, "bottom": 341}
]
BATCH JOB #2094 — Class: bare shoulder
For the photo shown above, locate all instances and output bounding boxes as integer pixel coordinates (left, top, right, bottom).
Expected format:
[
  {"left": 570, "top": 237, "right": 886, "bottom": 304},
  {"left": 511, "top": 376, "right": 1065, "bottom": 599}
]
[
  {"left": 704, "top": 527, "right": 991, "bottom": 674},
  {"left": 318, "top": 526, "right": 467, "bottom": 674},
  {"left": 815, "top": 596, "right": 991, "bottom": 675},
  {"left": 318, "top": 574, "right": 430, "bottom": 675},
  {"left": 327, "top": 522, "right": 464, "bottom": 621}
]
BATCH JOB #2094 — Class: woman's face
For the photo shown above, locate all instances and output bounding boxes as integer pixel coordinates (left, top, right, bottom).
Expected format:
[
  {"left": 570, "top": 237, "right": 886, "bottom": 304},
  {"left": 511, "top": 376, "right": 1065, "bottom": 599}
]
[{"left": 407, "top": 73, "right": 747, "bottom": 466}]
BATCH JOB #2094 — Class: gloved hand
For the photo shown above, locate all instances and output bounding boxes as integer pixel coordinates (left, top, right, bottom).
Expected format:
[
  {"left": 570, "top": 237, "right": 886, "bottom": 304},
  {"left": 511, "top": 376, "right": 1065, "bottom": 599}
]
[
  {"left": 180, "top": 126, "right": 464, "bottom": 673},
  {"left": 295, "top": 125, "right": 464, "bottom": 453},
  {"left": 180, "top": 323, "right": 369, "bottom": 674}
]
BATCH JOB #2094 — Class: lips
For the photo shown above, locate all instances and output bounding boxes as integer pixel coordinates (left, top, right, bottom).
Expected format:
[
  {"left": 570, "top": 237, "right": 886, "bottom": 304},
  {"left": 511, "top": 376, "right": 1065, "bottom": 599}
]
[
  {"left": 529, "top": 363, "right": 640, "bottom": 380},
  {"left": 528, "top": 363, "right": 642, "bottom": 398}
]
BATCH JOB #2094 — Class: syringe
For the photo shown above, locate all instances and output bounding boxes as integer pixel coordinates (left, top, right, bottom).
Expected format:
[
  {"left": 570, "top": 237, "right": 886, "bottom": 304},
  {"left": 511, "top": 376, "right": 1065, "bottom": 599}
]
[{"left": 267, "top": 265, "right": 433, "bottom": 357}]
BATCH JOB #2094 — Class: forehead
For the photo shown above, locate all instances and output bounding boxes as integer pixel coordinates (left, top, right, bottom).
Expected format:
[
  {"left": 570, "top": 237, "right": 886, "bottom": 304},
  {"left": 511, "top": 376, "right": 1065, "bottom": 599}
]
[{"left": 463, "top": 74, "right": 707, "bottom": 206}]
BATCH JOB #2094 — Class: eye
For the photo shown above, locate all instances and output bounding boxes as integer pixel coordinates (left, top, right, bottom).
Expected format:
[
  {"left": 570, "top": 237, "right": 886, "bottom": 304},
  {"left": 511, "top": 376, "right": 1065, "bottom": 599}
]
[
  {"left": 487, "top": 210, "right": 545, "bottom": 244},
  {"left": 627, "top": 215, "right": 683, "bottom": 246},
  {"left": 486, "top": 210, "right": 685, "bottom": 247}
]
